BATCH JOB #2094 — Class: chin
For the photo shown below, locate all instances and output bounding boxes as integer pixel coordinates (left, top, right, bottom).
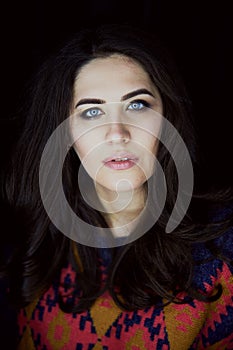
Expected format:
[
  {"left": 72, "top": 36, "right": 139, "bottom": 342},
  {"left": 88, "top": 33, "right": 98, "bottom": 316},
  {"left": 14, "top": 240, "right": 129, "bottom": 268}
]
[{"left": 97, "top": 177, "right": 146, "bottom": 193}]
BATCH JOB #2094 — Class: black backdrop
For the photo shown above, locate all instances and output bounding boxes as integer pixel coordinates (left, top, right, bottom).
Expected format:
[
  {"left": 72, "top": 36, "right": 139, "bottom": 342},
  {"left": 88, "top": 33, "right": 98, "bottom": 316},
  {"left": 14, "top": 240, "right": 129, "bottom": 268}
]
[
  {"left": 1, "top": 0, "right": 233, "bottom": 189},
  {"left": 1, "top": 2, "right": 233, "bottom": 345}
]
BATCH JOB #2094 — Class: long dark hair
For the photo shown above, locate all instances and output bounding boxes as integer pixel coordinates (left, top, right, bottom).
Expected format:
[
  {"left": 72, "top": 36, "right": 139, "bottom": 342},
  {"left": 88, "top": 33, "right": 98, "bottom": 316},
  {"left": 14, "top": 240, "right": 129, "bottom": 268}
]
[{"left": 2, "top": 23, "right": 232, "bottom": 312}]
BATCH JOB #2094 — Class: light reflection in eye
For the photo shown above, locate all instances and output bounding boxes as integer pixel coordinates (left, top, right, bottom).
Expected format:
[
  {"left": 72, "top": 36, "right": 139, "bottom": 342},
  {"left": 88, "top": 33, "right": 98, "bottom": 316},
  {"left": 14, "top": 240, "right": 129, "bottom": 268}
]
[
  {"left": 80, "top": 107, "right": 104, "bottom": 119},
  {"left": 78, "top": 99, "right": 152, "bottom": 120},
  {"left": 127, "top": 99, "right": 151, "bottom": 111}
]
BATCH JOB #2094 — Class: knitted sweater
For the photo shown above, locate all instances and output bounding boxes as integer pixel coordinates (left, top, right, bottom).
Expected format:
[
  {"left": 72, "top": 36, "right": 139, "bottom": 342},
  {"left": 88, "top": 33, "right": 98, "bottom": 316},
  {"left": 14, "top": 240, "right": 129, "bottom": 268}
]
[{"left": 17, "top": 229, "right": 233, "bottom": 350}]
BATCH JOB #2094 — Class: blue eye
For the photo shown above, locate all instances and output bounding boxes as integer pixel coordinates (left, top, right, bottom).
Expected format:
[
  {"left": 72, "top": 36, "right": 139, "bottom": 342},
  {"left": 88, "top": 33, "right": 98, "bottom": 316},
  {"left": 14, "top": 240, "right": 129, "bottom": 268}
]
[
  {"left": 127, "top": 100, "right": 150, "bottom": 111},
  {"left": 80, "top": 107, "right": 103, "bottom": 119}
]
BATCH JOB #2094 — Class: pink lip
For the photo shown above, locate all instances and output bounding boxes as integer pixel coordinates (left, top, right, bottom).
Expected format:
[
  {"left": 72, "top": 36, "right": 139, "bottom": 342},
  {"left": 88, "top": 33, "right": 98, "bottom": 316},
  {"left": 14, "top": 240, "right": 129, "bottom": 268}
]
[{"left": 103, "top": 152, "right": 139, "bottom": 170}]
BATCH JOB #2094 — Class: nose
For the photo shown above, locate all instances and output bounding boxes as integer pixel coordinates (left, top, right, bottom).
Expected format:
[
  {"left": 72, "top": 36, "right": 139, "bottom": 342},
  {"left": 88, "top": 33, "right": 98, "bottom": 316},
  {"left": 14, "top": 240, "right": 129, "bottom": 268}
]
[{"left": 105, "top": 122, "right": 130, "bottom": 144}]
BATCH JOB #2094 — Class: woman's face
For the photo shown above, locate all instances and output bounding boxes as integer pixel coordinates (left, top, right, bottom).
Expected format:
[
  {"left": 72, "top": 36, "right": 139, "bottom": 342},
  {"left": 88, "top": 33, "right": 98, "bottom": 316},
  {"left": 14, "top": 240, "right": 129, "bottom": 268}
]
[{"left": 70, "top": 55, "right": 163, "bottom": 195}]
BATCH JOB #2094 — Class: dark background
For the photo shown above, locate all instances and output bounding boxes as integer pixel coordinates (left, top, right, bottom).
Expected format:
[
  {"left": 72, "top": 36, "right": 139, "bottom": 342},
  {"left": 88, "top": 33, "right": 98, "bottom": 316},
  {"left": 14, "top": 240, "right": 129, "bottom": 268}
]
[
  {"left": 1, "top": 0, "right": 233, "bottom": 189},
  {"left": 0, "top": 2, "right": 232, "bottom": 345}
]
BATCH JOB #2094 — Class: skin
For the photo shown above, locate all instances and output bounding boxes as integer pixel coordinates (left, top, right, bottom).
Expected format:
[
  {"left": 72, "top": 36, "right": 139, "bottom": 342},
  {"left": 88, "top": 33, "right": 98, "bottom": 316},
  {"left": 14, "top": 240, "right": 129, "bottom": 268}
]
[{"left": 70, "top": 54, "right": 163, "bottom": 234}]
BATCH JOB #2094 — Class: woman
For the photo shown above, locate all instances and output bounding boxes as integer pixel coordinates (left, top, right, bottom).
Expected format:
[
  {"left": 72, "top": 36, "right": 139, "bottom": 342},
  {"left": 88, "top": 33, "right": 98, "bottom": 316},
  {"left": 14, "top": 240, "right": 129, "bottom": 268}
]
[{"left": 1, "top": 23, "right": 233, "bottom": 349}]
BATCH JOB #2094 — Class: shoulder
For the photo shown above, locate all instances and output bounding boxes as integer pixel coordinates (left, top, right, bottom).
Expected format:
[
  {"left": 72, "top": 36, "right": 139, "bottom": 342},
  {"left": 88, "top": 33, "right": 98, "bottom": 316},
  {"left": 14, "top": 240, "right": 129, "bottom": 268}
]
[
  {"left": 210, "top": 201, "right": 233, "bottom": 267},
  {"left": 191, "top": 205, "right": 233, "bottom": 294},
  {"left": 193, "top": 201, "right": 233, "bottom": 262}
]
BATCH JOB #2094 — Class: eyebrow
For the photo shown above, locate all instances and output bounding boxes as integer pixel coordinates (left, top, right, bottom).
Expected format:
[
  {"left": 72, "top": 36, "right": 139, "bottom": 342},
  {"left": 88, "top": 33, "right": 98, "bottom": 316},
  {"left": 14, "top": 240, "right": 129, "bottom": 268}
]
[{"left": 75, "top": 88, "right": 155, "bottom": 108}]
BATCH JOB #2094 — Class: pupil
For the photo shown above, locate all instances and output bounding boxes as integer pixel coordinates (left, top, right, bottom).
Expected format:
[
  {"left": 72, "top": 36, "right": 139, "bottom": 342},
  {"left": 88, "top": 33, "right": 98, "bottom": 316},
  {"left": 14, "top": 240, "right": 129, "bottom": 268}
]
[{"left": 132, "top": 102, "right": 141, "bottom": 109}]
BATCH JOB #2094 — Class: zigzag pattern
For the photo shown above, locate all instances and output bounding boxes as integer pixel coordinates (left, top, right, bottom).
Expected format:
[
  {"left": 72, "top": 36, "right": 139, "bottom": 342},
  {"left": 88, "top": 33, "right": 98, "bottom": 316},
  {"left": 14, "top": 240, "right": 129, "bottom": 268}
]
[{"left": 17, "top": 254, "right": 233, "bottom": 349}]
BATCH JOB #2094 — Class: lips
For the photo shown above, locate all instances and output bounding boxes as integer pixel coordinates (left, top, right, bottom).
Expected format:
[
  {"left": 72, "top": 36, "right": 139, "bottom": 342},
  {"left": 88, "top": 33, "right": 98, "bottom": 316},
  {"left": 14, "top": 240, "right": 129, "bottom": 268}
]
[{"left": 103, "top": 152, "right": 139, "bottom": 170}]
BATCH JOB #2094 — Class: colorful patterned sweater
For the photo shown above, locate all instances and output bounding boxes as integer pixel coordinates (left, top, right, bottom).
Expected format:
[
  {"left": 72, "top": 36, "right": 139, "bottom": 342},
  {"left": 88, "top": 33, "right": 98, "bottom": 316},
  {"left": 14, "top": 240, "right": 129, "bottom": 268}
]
[{"left": 17, "top": 228, "right": 233, "bottom": 350}]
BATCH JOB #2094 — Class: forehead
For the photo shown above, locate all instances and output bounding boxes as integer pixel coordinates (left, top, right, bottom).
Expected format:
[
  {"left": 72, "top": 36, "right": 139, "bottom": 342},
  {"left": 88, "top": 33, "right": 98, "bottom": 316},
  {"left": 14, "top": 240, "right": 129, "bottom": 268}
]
[{"left": 73, "top": 55, "right": 157, "bottom": 101}]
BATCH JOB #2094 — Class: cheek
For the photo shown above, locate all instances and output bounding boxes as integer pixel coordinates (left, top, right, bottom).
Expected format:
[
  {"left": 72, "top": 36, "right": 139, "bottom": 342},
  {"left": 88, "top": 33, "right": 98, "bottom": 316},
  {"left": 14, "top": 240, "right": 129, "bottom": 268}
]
[
  {"left": 135, "top": 129, "right": 160, "bottom": 154},
  {"left": 140, "top": 137, "right": 160, "bottom": 175},
  {"left": 72, "top": 125, "right": 106, "bottom": 158},
  {"left": 73, "top": 141, "right": 86, "bottom": 160},
  {"left": 73, "top": 137, "right": 103, "bottom": 176},
  {"left": 72, "top": 130, "right": 98, "bottom": 158},
  {"left": 151, "top": 138, "right": 160, "bottom": 155},
  {"left": 132, "top": 115, "right": 162, "bottom": 152}
]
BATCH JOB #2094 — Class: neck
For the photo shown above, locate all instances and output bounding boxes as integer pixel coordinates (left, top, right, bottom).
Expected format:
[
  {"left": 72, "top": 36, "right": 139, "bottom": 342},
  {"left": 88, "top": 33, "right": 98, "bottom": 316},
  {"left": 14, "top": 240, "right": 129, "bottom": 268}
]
[{"left": 96, "top": 184, "right": 147, "bottom": 237}]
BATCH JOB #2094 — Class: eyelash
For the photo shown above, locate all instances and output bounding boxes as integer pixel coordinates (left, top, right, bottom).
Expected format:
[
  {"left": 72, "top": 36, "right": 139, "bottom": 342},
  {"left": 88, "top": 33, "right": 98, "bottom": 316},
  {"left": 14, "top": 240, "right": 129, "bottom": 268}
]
[
  {"left": 128, "top": 99, "right": 151, "bottom": 109},
  {"left": 79, "top": 99, "right": 151, "bottom": 120}
]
